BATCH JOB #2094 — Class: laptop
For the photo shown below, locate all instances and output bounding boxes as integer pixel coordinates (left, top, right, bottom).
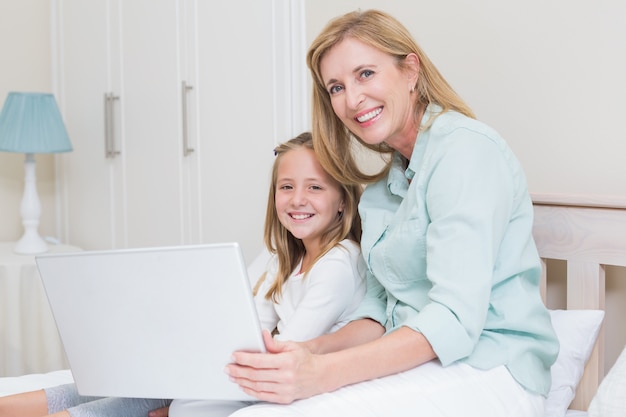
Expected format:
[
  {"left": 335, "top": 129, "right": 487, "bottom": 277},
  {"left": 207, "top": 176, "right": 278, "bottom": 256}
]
[{"left": 36, "top": 243, "right": 266, "bottom": 401}]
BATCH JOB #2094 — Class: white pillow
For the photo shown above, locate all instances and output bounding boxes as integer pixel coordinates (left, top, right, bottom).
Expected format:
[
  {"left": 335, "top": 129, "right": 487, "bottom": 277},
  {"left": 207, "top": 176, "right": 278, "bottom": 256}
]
[
  {"left": 587, "top": 344, "right": 626, "bottom": 417},
  {"left": 544, "top": 309, "right": 605, "bottom": 417}
]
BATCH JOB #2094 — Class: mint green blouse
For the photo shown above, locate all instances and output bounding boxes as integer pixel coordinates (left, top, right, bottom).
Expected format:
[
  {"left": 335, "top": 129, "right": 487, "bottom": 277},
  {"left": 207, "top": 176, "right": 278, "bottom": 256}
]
[{"left": 355, "top": 104, "right": 559, "bottom": 396}]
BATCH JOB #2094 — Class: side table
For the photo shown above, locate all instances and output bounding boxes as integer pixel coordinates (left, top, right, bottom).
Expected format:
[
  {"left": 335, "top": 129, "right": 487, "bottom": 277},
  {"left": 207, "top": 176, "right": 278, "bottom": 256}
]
[{"left": 0, "top": 241, "right": 81, "bottom": 377}]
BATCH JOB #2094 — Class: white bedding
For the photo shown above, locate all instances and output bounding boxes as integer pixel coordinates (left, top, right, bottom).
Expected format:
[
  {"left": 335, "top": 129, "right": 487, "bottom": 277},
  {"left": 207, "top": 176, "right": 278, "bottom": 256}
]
[
  {"left": 0, "top": 369, "right": 73, "bottom": 397},
  {"left": 0, "top": 370, "right": 589, "bottom": 416},
  {"left": 0, "top": 309, "right": 601, "bottom": 417}
]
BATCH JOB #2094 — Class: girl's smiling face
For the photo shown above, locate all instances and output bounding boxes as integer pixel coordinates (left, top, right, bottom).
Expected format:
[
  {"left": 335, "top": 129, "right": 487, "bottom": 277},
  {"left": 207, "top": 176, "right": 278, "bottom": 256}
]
[
  {"left": 274, "top": 147, "right": 344, "bottom": 256},
  {"left": 320, "top": 37, "right": 419, "bottom": 159}
]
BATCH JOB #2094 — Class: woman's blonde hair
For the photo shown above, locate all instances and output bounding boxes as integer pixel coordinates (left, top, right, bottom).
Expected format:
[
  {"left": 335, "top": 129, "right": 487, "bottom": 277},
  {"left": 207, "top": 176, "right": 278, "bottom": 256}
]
[
  {"left": 306, "top": 9, "right": 475, "bottom": 185},
  {"left": 263, "top": 132, "right": 362, "bottom": 302}
]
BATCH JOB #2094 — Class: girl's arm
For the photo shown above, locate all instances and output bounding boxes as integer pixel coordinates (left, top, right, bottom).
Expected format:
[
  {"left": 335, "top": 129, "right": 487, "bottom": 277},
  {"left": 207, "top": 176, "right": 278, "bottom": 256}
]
[
  {"left": 304, "top": 318, "right": 384, "bottom": 354},
  {"left": 274, "top": 248, "right": 365, "bottom": 342},
  {"left": 257, "top": 243, "right": 366, "bottom": 342},
  {"left": 226, "top": 323, "right": 436, "bottom": 404},
  {"left": 0, "top": 389, "right": 50, "bottom": 417}
]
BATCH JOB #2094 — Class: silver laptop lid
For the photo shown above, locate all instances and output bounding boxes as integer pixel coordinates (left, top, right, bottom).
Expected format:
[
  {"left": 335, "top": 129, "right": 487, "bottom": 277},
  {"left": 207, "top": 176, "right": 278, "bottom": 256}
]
[{"left": 36, "top": 243, "right": 265, "bottom": 401}]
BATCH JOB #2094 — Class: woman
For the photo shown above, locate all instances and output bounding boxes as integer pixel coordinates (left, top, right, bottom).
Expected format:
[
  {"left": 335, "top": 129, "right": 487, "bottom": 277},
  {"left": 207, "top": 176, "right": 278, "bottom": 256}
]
[{"left": 217, "top": 9, "right": 559, "bottom": 417}]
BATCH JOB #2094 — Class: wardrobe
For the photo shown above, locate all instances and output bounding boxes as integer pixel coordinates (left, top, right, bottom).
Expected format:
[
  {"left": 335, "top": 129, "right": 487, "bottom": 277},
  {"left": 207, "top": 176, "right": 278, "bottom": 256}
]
[{"left": 53, "top": 0, "right": 305, "bottom": 260}]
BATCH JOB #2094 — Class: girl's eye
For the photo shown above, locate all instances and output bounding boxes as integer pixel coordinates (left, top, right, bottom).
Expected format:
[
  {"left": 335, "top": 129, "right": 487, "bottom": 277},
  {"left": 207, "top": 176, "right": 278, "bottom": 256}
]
[
  {"left": 328, "top": 85, "right": 343, "bottom": 95},
  {"left": 310, "top": 185, "right": 323, "bottom": 191},
  {"left": 279, "top": 185, "right": 293, "bottom": 190}
]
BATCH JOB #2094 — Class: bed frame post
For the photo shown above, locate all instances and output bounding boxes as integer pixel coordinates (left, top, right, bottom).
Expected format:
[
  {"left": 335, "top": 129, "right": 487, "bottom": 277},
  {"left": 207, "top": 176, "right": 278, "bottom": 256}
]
[{"left": 567, "top": 261, "right": 606, "bottom": 410}]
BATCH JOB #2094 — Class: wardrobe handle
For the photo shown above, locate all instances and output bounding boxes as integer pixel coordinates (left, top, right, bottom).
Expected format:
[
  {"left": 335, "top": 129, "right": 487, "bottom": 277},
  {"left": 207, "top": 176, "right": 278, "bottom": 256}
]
[
  {"left": 104, "top": 92, "right": 121, "bottom": 158},
  {"left": 181, "top": 81, "right": 194, "bottom": 157}
]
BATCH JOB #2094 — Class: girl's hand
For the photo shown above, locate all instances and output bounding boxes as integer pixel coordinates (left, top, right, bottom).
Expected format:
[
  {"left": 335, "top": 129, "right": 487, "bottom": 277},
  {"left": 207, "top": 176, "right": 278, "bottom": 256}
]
[
  {"left": 147, "top": 406, "right": 169, "bottom": 417},
  {"left": 225, "top": 330, "right": 325, "bottom": 404}
]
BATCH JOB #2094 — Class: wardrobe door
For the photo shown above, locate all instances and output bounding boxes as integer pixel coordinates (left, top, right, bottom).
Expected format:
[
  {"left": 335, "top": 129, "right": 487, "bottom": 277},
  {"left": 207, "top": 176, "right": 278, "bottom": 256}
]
[
  {"left": 56, "top": 0, "right": 125, "bottom": 249},
  {"left": 192, "top": 0, "right": 277, "bottom": 261},
  {"left": 116, "top": 0, "right": 187, "bottom": 248}
]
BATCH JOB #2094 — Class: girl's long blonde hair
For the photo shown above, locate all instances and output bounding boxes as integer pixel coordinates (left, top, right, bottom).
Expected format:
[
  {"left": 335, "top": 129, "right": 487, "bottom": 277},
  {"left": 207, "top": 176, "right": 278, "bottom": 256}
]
[
  {"left": 306, "top": 9, "right": 475, "bottom": 185},
  {"left": 262, "top": 132, "right": 362, "bottom": 302}
]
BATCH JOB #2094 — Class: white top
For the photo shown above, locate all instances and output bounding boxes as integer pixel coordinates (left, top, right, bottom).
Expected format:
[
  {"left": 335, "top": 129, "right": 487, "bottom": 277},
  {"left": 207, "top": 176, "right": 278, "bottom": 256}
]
[{"left": 254, "top": 239, "right": 366, "bottom": 342}]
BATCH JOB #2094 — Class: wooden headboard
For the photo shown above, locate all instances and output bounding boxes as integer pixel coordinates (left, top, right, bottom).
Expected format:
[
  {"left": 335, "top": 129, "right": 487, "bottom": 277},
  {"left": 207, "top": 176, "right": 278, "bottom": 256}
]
[{"left": 532, "top": 193, "right": 626, "bottom": 411}]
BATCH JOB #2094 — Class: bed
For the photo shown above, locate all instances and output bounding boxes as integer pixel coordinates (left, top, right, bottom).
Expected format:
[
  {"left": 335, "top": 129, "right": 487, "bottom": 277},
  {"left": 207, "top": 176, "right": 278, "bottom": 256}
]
[
  {"left": 1, "top": 194, "right": 625, "bottom": 417},
  {"left": 532, "top": 193, "right": 626, "bottom": 417}
]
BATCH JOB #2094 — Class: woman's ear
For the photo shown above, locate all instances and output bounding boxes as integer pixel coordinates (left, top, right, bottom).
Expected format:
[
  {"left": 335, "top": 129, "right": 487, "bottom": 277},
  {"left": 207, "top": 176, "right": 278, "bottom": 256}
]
[{"left": 405, "top": 53, "right": 420, "bottom": 89}]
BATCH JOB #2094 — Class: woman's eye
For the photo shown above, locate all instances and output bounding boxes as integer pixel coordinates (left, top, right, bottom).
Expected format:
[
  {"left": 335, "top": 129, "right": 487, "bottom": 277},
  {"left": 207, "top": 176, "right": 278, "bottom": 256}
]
[
  {"left": 329, "top": 85, "right": 343, "bottom": 95},
  {"left": 360, "top": 69, "right": 374, "bottom": 79}
]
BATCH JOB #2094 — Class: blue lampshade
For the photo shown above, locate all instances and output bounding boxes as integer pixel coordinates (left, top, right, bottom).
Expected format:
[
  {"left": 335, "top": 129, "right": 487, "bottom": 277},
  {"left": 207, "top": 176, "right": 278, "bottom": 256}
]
[{"left": 0, "top": 92, "right": 72, "bottom": 154}]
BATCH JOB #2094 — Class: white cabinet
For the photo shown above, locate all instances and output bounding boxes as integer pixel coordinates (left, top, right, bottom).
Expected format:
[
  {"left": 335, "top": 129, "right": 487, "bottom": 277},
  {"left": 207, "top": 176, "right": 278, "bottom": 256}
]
[
  {"left": 192, "top": 1, "right": 276, "bottom": 248},
  {"left": 53, "top": 0, "right": 292, "bottom": 259},
  {"left": 55, "top": 0, "right": 186, "bottom": 249}
]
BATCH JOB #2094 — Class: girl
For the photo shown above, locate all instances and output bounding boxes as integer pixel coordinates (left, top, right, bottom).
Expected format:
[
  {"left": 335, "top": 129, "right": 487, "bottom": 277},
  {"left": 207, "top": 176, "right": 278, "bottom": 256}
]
[{"left": 0, "top": 132, "right": 366, "bottom": 417}]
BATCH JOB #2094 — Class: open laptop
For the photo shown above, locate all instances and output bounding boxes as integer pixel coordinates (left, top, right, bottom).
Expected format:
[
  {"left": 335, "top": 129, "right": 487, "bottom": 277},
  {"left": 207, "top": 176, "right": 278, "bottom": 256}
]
[{"left": 35, "top": 243, "right": 266, "bottom": 401}]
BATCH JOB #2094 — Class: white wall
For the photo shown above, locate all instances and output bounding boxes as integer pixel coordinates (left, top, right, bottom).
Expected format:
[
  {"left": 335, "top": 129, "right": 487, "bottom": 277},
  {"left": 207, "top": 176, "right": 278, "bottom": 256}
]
[
  {"left": 305, "top": 0, "right": 626, "bottom": 197},
  {"left": 0, "top": 0, "right": 58, "bottom": 243}
]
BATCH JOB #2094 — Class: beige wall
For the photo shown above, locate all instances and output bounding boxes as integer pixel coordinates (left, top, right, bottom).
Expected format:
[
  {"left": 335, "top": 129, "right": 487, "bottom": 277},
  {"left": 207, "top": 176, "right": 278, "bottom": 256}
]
[
  {"left": 0, "top": 0, "right": 58, "bottom": 243},
  {"left": 305, "top": 0, "right": 626, "bottom": 373},
  {"left": 305, "top": 0, "right": 626, "bottom": 197}
]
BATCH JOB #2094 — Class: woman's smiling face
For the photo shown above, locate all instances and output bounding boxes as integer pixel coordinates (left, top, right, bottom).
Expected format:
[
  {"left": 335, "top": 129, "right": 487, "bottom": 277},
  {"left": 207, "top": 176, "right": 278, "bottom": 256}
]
[{"left": 320, "top": 37, "right": 419, "bottom": 159}]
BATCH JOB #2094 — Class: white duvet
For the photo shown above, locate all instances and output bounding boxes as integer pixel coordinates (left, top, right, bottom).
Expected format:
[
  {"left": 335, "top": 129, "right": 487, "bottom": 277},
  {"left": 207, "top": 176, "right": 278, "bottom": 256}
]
[
  {"left": 0, "top": 369, "right": 588, "bottom": 417},
  {"left": 0, "top": 369, "right": 73, "bottom": 397}
]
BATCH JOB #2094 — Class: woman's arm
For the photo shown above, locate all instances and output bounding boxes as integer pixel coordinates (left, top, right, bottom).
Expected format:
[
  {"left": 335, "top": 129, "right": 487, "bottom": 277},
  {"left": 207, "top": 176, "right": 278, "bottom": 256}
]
[{"left": 226, "top": 324, "right": 436, "bottom": 404}]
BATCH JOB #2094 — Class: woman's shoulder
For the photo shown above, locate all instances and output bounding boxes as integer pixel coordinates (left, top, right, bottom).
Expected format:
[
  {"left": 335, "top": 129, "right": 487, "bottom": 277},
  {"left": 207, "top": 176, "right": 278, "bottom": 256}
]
[
  {"left": 431, "top": 109, "right": 501, "bottom": 143},
  {"left": 424, "top": 106, "right": 518, "bottom": 165}
]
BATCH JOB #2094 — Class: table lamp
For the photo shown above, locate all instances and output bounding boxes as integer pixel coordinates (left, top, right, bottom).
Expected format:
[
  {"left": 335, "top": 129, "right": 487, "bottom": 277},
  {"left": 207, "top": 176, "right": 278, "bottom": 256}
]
[{"left": 0, "top": 92, "right": 73, "bottom": 255}]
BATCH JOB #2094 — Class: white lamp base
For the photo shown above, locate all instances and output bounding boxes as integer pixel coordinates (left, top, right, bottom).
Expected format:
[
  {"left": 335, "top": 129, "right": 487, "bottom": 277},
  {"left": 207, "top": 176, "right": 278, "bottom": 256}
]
[
  {"left": 14, "top": 153, "right": 48, "bottom": 255},
  {"left": 15, "top": 228, "right": 48, "bottom": 254}
]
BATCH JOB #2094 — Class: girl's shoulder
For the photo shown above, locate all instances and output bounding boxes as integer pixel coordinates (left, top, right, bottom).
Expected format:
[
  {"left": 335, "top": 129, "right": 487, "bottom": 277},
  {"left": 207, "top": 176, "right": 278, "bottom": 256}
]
[
  {"left": 326, "top": 239, "right": 361, "bottom": 258},
  {"left": 312, "top": 239, "right": 364, "bottom": 274},
  {"left": 305, "top": 240, "right": 366, "bottom": 288}
]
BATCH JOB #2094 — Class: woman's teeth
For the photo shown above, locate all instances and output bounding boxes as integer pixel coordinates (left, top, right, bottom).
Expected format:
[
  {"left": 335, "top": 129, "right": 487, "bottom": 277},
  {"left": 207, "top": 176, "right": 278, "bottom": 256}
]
[{"left": 357, "top": 108, "right": 382, "bottom": 122}]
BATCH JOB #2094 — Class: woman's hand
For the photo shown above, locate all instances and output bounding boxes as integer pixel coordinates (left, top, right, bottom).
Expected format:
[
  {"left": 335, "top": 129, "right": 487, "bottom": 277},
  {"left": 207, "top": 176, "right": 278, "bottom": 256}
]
[{"left": 225, "top": 330, "right": 326, "bottom": 404}]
